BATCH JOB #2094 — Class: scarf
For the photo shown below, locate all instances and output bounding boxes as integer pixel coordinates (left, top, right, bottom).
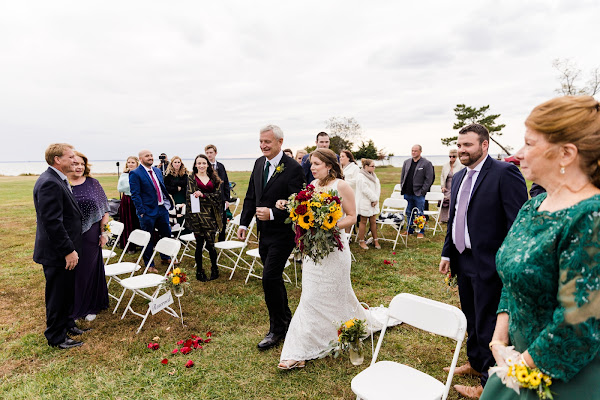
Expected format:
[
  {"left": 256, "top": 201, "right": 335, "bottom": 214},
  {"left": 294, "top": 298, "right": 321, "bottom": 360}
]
[{"left": 359, "top": 168, "right": 377, "bottom": 184}]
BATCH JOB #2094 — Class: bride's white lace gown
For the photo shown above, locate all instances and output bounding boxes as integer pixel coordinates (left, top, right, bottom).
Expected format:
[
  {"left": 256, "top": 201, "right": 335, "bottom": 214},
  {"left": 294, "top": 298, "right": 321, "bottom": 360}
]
[{"left": 279, "top": 179, "right": 381, "bottom": 362}]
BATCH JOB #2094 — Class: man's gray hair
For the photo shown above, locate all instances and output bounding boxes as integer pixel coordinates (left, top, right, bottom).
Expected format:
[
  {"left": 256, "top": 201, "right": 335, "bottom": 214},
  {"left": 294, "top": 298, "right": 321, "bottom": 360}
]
[{"left": 260, "top": 124, "right": 284, "bottom": 139}]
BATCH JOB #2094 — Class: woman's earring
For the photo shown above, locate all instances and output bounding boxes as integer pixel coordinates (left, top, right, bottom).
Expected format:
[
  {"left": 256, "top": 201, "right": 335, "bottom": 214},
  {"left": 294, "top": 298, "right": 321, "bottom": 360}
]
[{"left": 560, "top": 166, "right": 565, "bottom": 174}]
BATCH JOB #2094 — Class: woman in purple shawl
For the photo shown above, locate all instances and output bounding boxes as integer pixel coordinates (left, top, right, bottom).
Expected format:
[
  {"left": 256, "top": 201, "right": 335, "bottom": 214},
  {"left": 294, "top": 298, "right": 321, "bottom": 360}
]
[{"left": 67, "top": 151, "right": 110, "bottom": 322}]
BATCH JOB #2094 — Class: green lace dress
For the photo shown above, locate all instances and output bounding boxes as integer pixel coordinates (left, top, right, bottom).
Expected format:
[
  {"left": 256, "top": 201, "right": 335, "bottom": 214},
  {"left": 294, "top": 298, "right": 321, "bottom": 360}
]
[{"left": 481, "top": 193, "right": 600, "bottom": 400}]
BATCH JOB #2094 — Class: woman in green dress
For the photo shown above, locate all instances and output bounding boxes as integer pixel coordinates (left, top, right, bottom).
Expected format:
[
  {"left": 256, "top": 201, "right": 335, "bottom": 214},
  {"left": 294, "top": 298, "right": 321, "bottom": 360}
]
[{"left": 481, "top": 96, "right": 600, "bottom": 399}]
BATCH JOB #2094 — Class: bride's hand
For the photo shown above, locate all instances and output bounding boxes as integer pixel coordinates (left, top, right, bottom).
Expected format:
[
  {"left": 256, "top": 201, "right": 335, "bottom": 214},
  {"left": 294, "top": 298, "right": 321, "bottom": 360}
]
[{"left": 275, "top": 199, "right": 288, "bottom": 210}]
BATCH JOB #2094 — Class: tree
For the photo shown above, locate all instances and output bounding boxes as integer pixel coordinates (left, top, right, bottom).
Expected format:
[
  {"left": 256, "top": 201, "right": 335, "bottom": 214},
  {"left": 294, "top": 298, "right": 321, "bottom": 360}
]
[
  {"left": 553, "top": 58, "right": 600, "bottom": 96},
  {"left": 325, "top": 116, "right": 362, "bottom": 153},
  {"left": 441, "top": 104, "right": 513, "bottom": 155},
  {"left": 353, "top": 140, "right": 378, "bottom": 160}
]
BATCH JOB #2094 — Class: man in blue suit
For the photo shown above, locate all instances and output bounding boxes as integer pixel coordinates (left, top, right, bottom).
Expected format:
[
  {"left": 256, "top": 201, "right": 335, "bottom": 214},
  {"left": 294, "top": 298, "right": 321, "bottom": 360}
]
[
  {"left": 129, "top": 149, "right": 174, "bottom": 272},
  {"left": 439, "top": 124, "right": 527, "bottom": 398}
]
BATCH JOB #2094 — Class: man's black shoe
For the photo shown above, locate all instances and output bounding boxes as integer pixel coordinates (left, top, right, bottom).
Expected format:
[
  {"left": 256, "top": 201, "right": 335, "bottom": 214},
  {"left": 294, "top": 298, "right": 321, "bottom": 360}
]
[
  {"left": 51, "top": 338, "right": 84, "bottom": 349},
  {"left": 68, "top": 326, "right": 92, "bottom": 336},
  {"left": 257, "top": 332, "right": 285, "bottom": 350}
]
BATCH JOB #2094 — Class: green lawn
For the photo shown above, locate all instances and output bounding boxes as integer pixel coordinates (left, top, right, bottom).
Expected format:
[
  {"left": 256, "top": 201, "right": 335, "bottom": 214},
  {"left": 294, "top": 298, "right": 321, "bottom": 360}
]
[{"left": 0, "top": 167, "right": 484, "bottom": 399}]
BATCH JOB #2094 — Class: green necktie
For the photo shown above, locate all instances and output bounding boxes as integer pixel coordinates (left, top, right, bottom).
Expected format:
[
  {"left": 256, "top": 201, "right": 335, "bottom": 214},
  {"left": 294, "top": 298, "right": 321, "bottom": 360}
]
[{"left": 263, "top": 160, "right": 271, "bottom": 188}]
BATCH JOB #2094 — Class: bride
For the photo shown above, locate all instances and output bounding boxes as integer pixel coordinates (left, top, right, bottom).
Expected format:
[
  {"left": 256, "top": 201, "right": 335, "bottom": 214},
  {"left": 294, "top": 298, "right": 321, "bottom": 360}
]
[{"left": 275, "top": 148, "right": 376, "bottom": 370}]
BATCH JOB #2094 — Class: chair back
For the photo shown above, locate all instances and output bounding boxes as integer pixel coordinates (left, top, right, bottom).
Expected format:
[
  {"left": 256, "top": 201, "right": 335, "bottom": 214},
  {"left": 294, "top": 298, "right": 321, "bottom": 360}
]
[
  {"left": 388, "top": 293, "right": 466, "bottom": 340},
  {"left": 108, "top": 220, "right": 125, "bottom": 236},
  {"left": 381, "top": 197, "right": 407, "bottom": 213},
  {"left": 425, "top": 191, "right": 444, "bottom": 202},
  {"left": 230, "top": 198, "right": 241, "bottom": 215},
  {"left": 154, "top": 238, "right": 182, "bottom": 259},
  {"left": 390, "top": 192, "right": 403, "bottom": 199},
  {"left": 429, "top": 185, "right": 442, "bottom": 192},
  {"left": 392, "top": 183, "right": 402, "bottom": 193},
  {"left": 114, "top": 229, "right": 152, "bottom": 265}
]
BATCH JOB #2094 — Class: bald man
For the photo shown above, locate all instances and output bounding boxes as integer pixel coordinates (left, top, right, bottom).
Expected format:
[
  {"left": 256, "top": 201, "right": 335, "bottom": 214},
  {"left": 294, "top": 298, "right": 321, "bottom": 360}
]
[{"left": 129, "top": 149, "right": 175, "bottom": 271}]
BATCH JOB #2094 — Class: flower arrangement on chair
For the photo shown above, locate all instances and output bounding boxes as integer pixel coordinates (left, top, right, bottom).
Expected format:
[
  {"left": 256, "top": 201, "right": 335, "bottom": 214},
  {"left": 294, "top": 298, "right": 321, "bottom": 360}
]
[{"left": 161, "top": 268, "right": 189, "bottom": 297}]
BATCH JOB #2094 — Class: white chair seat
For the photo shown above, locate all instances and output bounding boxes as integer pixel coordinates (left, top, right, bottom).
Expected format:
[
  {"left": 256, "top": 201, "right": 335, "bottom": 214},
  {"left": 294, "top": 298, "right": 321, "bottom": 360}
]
[
  {"left": 215, "top": 241, "right": 245, "bottom": 250},
  {"left": 105, "top": 262, "right": 142, "bottom": 277},
  {"left": 102, "top": 249, "right": 117, "bottom": 259},
  {"left": 246, "top": 248, "right": 260, "bottom": 258},
  {"left": 120, "top": 274, "right": 165, "bottom": 290},
  {"left": 180, "top": 233, "right": 195, "bottom": 242},
  {"left": 352, "top": 361, "right": 444, "bottom": 400}
]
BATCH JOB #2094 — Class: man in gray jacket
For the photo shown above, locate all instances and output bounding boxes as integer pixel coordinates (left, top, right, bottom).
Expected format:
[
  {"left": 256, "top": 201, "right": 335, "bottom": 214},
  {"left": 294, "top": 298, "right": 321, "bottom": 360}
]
[{"left": 400, "top": 144, "right": 434, "bottom": 238}]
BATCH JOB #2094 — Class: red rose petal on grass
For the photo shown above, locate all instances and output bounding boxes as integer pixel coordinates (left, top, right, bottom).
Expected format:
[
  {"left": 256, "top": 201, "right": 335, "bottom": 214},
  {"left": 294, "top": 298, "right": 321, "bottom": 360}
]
[
  {"left": 206, "top": 331, "right": 212, "bottom": 337},
  {"left": 204, "top": 338, "right": 211, "bottom": 343},
  {"left": 152, "top": 343, "right": 160, "bottom": 350},
  {"left": 383, "top": 260, "right": 391, "bottom": 265},
  {"left": 392, "top": 252, "right": 396, "bottom": 255},
  {"left": 185, "top": 339, "right": 193, "bottom": 347},
  {"left": 177, "top": 340, "right": 184, "bottom": 345},
  {"left": 185, "top": 360, "right": 194, "bottom": 368},
  {"left": 198, "top": 338, "right": 204, "bottom": 343},
  {"left": 171, "top": 348, "right": 179, "bottom": 354},
  {"left": 147, "top": 343, "right": 153, "bottom": 349},
  {"left": 193, "top": 342, "right": 199, "bottom": 349},
  {"left": 198, "top": 345, "right": 203, "bottom": 350},
  {"left": 161, "top": 358, "right": 168, "bottom": 365},
  {"left": 191, "top": 335, "right": 198, "bottom": 339},
  {"left": 181, "top": 346, "right": 192, "bottom": 354}
]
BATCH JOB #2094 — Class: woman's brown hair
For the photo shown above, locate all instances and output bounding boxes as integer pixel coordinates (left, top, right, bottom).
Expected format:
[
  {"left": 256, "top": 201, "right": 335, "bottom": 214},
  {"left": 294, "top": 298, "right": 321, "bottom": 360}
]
[
  {"left": 525, "top": 95, "right": 600, "bottom": 187},
  {"left": 74, "top": 151, "right": 92, "bottom": 177},
  {"left": 165, "top": 156, "right": 189, "bottom": 177},
  {"left": 310, "top": 148, "right": 343, "bottom": 186}
]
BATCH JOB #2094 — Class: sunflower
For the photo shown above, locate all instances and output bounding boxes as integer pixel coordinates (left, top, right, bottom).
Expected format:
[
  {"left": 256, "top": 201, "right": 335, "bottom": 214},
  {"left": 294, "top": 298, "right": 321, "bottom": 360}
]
[
  {"left": 344, "top": 319, "right": 355, "bottom": 329},
  {"left": 529, "top": 372, "right": 542, "bottom": 386},
  {"left": 322, "top": 213, "right": 337, "bottom": 230},
  {"left": 173, "top": 268, "right": 181, "bottom": 275},
  {"left": 172, "top": 276, "right": 181, "bottom": 285},
  {"left": 297, "top": 210, "right": 315, "bottom": 230},
  {"left": 516, "top": 366, "right": 529, "bottom": 382},
  {"left": 289, "top": 209, "right": 298, "bottom": 221}
]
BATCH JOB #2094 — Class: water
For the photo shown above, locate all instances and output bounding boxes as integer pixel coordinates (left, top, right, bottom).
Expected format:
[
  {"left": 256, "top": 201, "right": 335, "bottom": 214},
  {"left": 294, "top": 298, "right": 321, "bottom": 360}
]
[{"left": 0, "top": 155, "right": 454, "bottom": 176}]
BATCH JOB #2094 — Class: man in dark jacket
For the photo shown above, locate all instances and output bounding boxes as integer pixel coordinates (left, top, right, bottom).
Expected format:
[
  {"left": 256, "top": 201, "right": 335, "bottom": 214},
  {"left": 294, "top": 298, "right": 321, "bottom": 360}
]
[
  {"left": 400, "top": 144, "right": 434, "bottom": 238},
  {"left": 205, "top": 144, "right": 231, "bottom": 241}
]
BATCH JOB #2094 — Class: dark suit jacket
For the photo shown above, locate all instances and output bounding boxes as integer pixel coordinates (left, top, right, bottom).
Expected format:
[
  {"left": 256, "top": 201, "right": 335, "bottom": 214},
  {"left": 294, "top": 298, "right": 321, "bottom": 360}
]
[
  {"left": 241, "top": 154, "right": 305, "bottom": 237},
  {"left": 215, "top": 161, "right": 231, "bottom": 203},
  {"left": 442, "top": 156, "right": 527, "bottom": 280},
  {"left": 129, "top": 165, "right": 173, "bottom": 218},
  {"left": 33, "top": 167, "right": 83, "bottom": 266},
  {"left": 400, "top": 157, "right": 435, "bottom": 197}
]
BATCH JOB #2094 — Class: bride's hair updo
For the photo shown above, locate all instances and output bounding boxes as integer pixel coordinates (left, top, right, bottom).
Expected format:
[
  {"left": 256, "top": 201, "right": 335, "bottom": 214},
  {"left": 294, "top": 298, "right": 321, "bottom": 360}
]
[
  {"left": 310, "top": 148, "right": 344, "bottom": 186},
  {"left": 525, "top": 95, "right": 600, "bottom": 188}
]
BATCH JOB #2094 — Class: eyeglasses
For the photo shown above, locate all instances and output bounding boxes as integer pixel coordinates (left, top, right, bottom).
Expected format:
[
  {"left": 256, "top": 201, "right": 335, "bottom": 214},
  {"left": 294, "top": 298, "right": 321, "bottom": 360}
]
[{"left": 449, "top": 155, "right": 457, "bottom": 158}]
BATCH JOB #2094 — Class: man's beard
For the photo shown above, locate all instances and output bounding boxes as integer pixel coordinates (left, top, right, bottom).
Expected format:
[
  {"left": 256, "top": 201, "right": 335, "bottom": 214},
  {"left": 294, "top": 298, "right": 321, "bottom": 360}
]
[{"left": 459, "top": 147, "right": 483, "bottom": 167}]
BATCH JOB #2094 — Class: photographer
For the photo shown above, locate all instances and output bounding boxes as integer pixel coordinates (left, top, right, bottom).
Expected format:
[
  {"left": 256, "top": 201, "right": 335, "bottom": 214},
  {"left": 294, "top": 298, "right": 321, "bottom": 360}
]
[{"left": 156, "top": 153, "right": 169, "bottom": 176}]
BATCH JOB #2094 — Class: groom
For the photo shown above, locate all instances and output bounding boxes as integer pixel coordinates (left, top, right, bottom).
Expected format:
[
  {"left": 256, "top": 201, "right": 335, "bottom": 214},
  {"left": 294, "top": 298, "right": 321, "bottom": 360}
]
[{"left": 238, "top": 125, "right": 305, "bottom": 350}]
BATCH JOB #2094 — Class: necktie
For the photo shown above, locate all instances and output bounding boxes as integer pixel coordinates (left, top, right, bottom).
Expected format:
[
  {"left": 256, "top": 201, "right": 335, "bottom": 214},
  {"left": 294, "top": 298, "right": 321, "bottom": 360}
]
[
  {"left": 454, "top": 169, "right": 476, "bottom": 253},
  {"left": 263, "top": 161, "right": 271, "bottom": 188},
  {"left": 63, "top": 179, "right": 72, "bottom": 193},
  {"left": 148, "top": 169, "right": 163, "bottom": 203}
]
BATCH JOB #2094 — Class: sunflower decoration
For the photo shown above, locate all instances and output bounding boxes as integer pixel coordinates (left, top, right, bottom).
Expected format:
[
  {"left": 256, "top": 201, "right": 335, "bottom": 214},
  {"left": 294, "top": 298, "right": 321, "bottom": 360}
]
[{"left": 285, "top": 184, "right": 344, "bottom": 263}]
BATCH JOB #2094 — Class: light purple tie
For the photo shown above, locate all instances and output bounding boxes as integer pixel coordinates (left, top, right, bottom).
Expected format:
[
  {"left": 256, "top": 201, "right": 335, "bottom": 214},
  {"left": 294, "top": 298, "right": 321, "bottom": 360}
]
[{"left": 454, "top": 169, "right": 476, "bottom": 253}]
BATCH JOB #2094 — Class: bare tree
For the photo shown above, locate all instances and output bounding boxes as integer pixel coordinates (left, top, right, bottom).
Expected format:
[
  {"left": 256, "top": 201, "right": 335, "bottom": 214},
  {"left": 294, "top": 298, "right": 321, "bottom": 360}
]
[{"left": 553, "top": 58, "right": 599, "bottom": 96}]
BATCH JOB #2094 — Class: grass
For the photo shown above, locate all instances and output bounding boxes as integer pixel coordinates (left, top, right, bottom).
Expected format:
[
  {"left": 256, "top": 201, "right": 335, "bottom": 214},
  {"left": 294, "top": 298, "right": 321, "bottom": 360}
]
[{"left": 0, "top": 167, "right": 482, "bottom": 399}]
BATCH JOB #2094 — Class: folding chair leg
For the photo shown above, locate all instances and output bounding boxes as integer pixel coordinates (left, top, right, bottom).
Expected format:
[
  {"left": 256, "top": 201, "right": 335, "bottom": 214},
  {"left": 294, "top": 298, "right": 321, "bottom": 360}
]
[
  {"left": 113, "top": 286, "right": 129, "bottom": 314},
  {"left": 121, "top": 291, "right": 136, "bottom": 319}
]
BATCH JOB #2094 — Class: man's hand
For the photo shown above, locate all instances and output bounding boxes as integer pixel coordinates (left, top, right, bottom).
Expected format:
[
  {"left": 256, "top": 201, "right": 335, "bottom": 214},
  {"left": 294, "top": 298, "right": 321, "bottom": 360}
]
[
  {"left": 237, "top": 227, "right": 247, "bottom": 240},
  {"left": 256, "top": 207, "right": 271, "bottom": 221},
  {"left": 439, "top": 259, "right": 450, "bottom": 275},
  {"left": 65, "top": 251, "right": 79, "bottom": 270}
]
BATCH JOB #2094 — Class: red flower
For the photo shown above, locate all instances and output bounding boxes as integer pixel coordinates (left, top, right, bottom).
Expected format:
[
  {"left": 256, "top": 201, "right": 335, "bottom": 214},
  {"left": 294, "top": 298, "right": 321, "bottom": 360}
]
[
  {"left": 191, "top": 335, "right": 198, "bottom": 339},
  {"left": 392, "top": 252, "right": 396, "bottom": 255},
  {"left": 383, "top": 260, "right": 391, "bottom": 265},
  {"left": 177, "top": 340, "right": 184, "bottom": 345},
  {"left": 193, "top": 342, "right": 199, "bottom": 349},
  {"left": 204, "top": 338, "right": 211, "bottom": 343},
  {"left": 148, "top": 343, "right": 159, "bottom": 350},
  {"left": 181, "top": 346, "right": 192, "bottom": 355},
  {"left": 161, "top": 358, "right": 168, "bottom": 365},
  {"left": 184, "top": 339, "right": 193, "bottom": 347},
  {"left": 198, "top": 345, "right": 203, "bottom": 350},
  {"left": 206, "top": 331, "right": 212, "bottom": 337},
  {"left": 171, "top": 348, "right": 179, "bottom": 354},
  {"left": 185, "top": 360, "right": 194, "bottom": 368},
  {"left": 295, "top": 203, "right": 308, "bottom": 215},
  {"left": 198, "top": 338, "right": 204, "bottom": 343},
  {"left": 147, "top": 343, "right": 153, "bottom": 349}
]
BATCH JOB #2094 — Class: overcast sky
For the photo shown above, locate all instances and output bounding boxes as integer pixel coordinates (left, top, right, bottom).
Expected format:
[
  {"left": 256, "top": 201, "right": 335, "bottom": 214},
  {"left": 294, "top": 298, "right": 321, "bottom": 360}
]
[{"left": 1, "top": 0, "right": 598, "bottom": 162}]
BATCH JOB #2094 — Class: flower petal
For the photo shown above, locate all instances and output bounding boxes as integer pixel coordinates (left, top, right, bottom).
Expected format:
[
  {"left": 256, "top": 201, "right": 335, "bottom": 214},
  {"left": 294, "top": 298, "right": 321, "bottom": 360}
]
[
  {"left": 161, "top": 358, "right": 168, "bottom": 365},
  {"left": 185, "top": 360, "right": 194, "bottom": 368}
]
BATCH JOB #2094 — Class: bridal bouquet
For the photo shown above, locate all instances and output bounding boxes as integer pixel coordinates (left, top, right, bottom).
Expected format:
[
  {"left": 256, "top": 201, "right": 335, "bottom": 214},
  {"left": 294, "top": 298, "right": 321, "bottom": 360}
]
[
  {"left": 489, "top": 345, "right": 554, "bottom": 399},
  {"left": 285, "top": 184, "right": 344, "bottom": 263}
]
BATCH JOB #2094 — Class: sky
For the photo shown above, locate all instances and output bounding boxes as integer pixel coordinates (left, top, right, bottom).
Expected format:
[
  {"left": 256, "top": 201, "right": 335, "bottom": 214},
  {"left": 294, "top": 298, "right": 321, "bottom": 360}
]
[{"left": 1, "top": 0, "right": 598, "bottom": 162}]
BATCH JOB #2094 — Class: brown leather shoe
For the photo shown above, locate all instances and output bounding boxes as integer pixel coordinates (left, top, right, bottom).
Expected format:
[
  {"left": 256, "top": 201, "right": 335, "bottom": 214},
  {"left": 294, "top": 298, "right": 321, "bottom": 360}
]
[
  {"left": 444, "top": 361, "right": 481, "bottom": 377},
  {"left": 454, "top": 384, "right": 483, "bottom": 399}
]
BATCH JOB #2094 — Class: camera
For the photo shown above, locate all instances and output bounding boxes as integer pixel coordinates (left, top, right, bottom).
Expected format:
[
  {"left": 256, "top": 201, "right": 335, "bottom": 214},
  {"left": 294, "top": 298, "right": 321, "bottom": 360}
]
[{"left": 159, "top": 155, "right": 166, "bottom": 160}]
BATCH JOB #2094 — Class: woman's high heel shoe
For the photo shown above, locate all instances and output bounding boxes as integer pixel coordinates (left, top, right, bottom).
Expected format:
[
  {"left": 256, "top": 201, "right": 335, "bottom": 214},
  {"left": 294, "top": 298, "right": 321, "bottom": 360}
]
[
  {"left": 359, "top": 240, "right": 369, "bottom": 250},
  {"left": 374, "top": 239, "right": 381, "bottom": 249},
  {"left": 277, "top": 360, "right": 306, "bottom": 370}
]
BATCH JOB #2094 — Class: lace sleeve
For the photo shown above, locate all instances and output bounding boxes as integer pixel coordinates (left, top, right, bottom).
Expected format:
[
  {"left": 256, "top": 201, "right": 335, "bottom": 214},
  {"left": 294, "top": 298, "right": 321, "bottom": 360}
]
[
  {"left": 497, "top": 287, "right": 509, "bottom": 315},
  {"left": 528, "top": 212, "right": 600, "bottom": 382}
]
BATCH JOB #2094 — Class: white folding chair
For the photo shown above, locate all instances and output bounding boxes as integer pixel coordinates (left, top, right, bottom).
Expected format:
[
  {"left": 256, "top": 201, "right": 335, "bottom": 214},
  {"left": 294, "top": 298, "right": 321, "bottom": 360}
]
[
  {"left": 102, "top": 220, "right": 125, "bottom": 264},
  {"left": 392, "top": 183, "right": 402, "bottom": 194},
  {"left": 390, "top": 192, "right": 403, "bottom": 199},
  {"left": 178, "top": 232, "right": 197, "bottom": 261},
  {"left": 429, "top": 184, "right": 442, "bottom": 193},
  {"left": 244, "top": 248, "right": 296, "bottom": 286},
  {"left": 224, "top": 214, "right": 242, "bottom": 242},
  {"left": 376, "top": 198, "right": 408, "bottom": 249},
  {"left": 118, "top": 238, "right": 182, "bottom": 334},
  {"left": 351, "top": 293, "right": 467, "bottom": 400},
  {"left": 229, "top": 198, "right": 241, "bottom": 216},
  {"left": 424, "top": 191, "right": 444, "bottom": 236},
  {"left": 105, "top": 229, "right": 152, "bottom": 309},
  {"left": 214, "top": 217, "right": 256, "bottom": 280}
]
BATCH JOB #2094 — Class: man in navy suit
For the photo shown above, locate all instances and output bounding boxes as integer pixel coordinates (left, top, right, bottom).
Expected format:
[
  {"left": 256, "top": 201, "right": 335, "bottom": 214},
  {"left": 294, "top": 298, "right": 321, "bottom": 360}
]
[
  {"left": 205, "top": 144, "right": 232, "bottom": 242},
  {"left": 238, "top": 125, "right": 305, "bottom": 350},
  {"left": 439, "top": 124, "right": 527, "bottom": 398},
  {"left": 34, "top": 143, "right": 89, "bottom": 349},
  {"left": 129, "top": 149, "right": 174, "bottom": 272},
  {"left": 301, "top": 132, "right": 332, "bottom": 183}
]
